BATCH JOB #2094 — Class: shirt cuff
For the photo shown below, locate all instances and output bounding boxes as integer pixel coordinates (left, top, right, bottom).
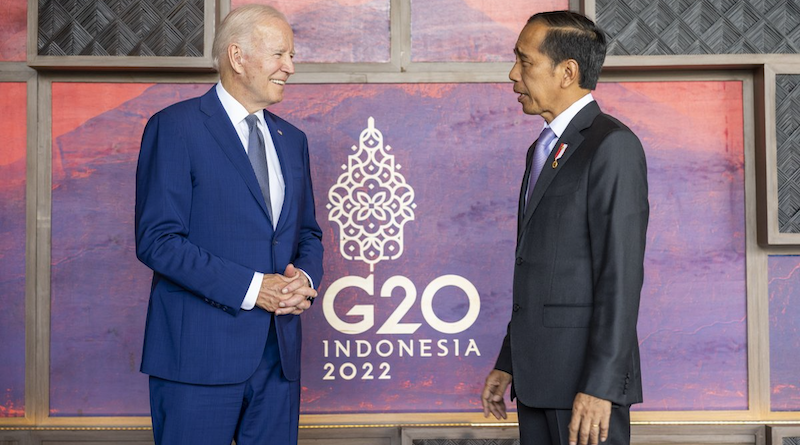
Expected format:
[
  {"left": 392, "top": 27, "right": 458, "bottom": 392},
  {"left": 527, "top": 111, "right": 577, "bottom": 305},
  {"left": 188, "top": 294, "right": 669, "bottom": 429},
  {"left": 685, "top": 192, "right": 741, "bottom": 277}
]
[
  {"left": 241, "top": 271, "right": 263, "bottom": 310},
  {"left": 299, "top": 269, "right": 314, "bottom": 289}
]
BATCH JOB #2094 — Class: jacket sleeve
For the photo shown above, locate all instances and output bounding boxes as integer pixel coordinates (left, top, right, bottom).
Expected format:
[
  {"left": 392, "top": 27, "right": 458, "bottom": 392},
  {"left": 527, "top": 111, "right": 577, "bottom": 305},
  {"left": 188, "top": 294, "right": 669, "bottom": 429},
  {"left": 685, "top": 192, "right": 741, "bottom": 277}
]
[
  {"left": 578, "top": 128, "right": 649, "bottom": 404},
  {"left": 494, "top": 322, "right": 513, "bottom": 374},
  {"left": 289, "top": 133, "right": 324, "bottom": 289},
  {"left": 134, "top": 111, "right": 254, "bottom": 315}
]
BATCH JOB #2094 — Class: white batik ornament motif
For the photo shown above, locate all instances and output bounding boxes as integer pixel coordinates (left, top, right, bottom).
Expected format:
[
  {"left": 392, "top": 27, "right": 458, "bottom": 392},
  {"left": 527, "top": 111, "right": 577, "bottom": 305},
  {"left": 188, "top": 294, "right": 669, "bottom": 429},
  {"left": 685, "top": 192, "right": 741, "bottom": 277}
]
[{"left": 327, "top": 117, "right": 416, "bottom": 272}]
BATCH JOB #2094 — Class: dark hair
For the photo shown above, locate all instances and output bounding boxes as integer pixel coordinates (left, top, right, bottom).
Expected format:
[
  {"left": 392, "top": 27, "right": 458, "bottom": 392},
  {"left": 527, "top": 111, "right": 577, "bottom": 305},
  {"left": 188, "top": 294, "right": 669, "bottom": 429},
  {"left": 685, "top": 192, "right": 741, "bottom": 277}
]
[{"left": 527, "top": 11, "right": 606, "bottom": 90}]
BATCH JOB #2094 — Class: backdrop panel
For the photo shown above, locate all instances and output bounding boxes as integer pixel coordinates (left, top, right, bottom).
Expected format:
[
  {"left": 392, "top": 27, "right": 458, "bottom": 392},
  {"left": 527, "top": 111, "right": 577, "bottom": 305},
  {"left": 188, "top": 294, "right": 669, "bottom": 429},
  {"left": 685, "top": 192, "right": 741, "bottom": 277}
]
[
  {"left": 47, "top": 80, "right": 745, "bottom": 416},
  {"left": 232, "top": 0, "right": 391, "bottom": 63},
  {"left": 769, "top": 255, "right": 800, "bottom": 411},
  {"left": 411, "top": 0, "right": 567, "bottom": 62},
  {"left": 0, "top": 0, "right": 26, "bottom": 62},
  {"left": 0, "top": 82, "right": 26, "bottom": 417},
  {"left": 49, "top": 83, "right": 211, "bottom": 416}
]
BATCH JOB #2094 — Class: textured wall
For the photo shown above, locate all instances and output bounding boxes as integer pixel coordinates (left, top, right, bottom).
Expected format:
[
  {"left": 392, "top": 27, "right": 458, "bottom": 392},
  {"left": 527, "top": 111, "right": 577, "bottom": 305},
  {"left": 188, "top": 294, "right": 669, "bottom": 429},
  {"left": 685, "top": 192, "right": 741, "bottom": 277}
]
[
  {"left": 776, "top": 75, "right": 800, "bottom": 234},
  {"left": 37, "top": 0, "right": 204, "bottom": 56},
  {"left": 597, "top": 0, "right": 800, "bottom": 55}
]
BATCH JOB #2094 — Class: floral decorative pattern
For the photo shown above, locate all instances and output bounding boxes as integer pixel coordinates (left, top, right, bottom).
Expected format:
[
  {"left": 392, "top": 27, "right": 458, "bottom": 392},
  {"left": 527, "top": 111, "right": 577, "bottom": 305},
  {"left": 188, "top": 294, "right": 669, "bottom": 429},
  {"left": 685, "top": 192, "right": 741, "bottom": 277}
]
[{"left": 327, "top": 117, "right": 416, "bottom": 271}]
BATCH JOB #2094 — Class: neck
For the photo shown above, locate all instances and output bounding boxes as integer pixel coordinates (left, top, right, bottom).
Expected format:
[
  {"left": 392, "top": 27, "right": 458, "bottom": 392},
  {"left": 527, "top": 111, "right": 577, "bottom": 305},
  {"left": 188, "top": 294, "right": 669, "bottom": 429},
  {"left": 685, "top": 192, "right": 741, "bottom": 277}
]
[
  {"left": 544, "top": 88, "right": 591, "bottom": 123},
  {"left": 220, "top": 75, "right": 262, "bottom": 114}
]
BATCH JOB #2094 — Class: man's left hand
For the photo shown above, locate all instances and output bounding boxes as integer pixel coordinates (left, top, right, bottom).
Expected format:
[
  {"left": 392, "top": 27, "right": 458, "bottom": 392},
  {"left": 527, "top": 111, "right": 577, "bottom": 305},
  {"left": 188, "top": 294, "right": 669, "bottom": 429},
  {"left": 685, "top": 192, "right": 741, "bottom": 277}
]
[{"left": 569, "top": 392, "right": 611, "bottom": 445}]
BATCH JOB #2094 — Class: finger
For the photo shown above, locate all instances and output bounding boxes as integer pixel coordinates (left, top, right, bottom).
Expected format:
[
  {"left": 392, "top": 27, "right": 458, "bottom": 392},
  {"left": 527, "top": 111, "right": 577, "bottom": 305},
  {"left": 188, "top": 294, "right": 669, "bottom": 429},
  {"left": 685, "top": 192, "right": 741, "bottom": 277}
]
[
  {"left": 579, "top": 418, "right": 592, "bottom": 445},
  {"left": 278, "top": 288, "right": 317, "bottom": 306},
  {"left": 589, "top": 420, "right": 601, "bottom": 445},
  {"left": 495, "top": 400, "right": 507, "bottom": 419},
  {"left": 568, "top": 414, "right": 580, "bottom": 445},
  {"left": 599, "top": 418, "right": 609, "bottom": 443},
  {"left": 278, "top": 293, "right": 309, "bottom": 309},
  {"left": 283, "top": 263, "right": 300, "bottom": 278},
  {"left": 481, "top": 385, "right": 493, "bottom": 417},
  {"left": 281, "top": 277, "right": 308, "bottom": 294}
]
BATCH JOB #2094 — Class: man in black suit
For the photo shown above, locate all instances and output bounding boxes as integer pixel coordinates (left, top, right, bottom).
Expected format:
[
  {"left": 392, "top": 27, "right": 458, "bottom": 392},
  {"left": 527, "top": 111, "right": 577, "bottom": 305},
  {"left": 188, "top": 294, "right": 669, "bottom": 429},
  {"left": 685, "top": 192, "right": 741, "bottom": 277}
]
[{"left": 481, "top": 11, "right": 649, "bottom": 445}]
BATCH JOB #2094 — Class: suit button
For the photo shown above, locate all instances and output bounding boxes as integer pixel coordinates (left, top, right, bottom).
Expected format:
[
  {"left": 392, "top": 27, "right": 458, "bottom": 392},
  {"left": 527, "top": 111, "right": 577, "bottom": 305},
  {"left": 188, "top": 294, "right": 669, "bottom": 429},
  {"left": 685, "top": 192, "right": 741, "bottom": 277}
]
[
  {"left": 515, "top": 257, "right": 523, "bottom": 265},
  {"left": 273, "top": 240, "right": 279, "bottom": 246},
  {"left": 513, "top": 304, "right": 520, "bottom": 312}
]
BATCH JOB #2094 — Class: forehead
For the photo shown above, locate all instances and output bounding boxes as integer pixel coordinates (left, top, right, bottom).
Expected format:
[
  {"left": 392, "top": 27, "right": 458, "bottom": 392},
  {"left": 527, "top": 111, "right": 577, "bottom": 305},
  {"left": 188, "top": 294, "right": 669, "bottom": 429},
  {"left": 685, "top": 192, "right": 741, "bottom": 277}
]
[
  {"left": 252, "top": 18, "right": 294, "bottom": 48},
  {"left": 516, "top": 21, "right": 548, "bottom": 56}
]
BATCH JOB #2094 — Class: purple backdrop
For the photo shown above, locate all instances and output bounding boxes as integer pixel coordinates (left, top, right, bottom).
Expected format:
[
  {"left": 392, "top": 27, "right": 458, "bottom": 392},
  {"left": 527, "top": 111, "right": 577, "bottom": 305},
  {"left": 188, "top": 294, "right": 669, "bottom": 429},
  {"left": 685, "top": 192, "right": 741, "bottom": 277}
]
[
  {"left": 48, "top": 81, "right": 747, "bottom": 416},
  {"left": 412, "top": 0, "right": 568, "bottom": 62},
  {"left": 0, "top": 82, "right": 27, "bottom": 417},
  {"left": 769, "top": 255, "right": 800, "bottom": 411},
  {"left": 231, "top": 0, "right": 390, "bottom": 63}
]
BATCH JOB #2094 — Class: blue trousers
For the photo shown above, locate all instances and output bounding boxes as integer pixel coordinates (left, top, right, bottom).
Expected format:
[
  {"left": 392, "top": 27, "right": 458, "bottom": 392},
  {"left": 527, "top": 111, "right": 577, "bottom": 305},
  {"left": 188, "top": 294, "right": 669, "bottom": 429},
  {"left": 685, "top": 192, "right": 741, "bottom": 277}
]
[{"left": 149, "top": 321, "right": 299, "bottom": 445}]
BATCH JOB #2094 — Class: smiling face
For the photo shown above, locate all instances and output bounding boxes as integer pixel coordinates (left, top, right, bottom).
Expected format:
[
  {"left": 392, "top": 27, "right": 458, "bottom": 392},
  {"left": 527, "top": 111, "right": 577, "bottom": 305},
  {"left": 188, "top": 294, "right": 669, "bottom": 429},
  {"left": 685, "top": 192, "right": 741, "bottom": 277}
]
[
  {"left": 509, "top": 21, "right": 565, "bottom": 123},
  {"left": 227, "top": 17, "right": 295, "bottom": 113}
]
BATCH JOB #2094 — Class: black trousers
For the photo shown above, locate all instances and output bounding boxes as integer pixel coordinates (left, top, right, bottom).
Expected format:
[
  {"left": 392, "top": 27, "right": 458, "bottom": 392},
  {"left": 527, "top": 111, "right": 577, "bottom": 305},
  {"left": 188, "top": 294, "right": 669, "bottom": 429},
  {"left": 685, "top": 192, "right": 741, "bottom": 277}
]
[{"left": 517, "top": 401, "right": 631, "bottom": 445}]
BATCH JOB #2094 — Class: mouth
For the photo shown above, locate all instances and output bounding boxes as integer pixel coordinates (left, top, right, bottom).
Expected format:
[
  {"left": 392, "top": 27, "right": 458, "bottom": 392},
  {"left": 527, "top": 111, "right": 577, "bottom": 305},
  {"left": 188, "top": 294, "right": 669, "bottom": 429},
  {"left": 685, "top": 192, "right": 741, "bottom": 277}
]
[{"left": 270, "top": 79, "right": 286, "bottom": 86}]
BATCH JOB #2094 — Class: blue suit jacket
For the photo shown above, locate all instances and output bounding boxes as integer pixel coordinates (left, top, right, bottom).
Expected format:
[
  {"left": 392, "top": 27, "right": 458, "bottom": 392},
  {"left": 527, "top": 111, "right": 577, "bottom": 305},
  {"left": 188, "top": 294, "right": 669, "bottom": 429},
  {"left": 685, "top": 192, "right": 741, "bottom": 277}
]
[{"left": 135, "top": 86, "right": 323, "bottom": 385}]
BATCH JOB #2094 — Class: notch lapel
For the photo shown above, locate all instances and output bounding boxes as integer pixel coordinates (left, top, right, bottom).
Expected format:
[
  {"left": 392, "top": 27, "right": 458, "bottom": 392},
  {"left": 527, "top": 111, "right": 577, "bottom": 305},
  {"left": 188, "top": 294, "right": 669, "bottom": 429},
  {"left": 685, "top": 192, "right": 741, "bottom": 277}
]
[
  {"left": 264, "top": 110, "right": 294, "bottom": 232},
  {"left": 200, "top": 89, "right": 272, "bottom": 220},
  {"left": 518, "top": 102, "right": 601, "bottom": 241}
]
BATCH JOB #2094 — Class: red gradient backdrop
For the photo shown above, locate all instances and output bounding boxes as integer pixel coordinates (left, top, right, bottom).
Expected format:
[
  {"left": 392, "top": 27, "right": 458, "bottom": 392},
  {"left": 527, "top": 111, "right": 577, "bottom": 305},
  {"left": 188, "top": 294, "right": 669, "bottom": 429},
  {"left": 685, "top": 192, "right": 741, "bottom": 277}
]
[
  {"left": 0, "top": 82, "right": 27, "bottom": 417},
  {"left": 0, "top": 0, "right": 26, "bottom": 62}
]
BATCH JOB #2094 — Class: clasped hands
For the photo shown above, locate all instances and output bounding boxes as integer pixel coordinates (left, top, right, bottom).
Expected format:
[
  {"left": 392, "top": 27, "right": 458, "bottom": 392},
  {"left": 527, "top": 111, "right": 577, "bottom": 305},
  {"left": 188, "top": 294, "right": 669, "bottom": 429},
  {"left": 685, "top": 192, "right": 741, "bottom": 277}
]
[
  {"left": 481, "top": 370, "right": 612, "bottom": 445},
  {"left": 255, "top": 264, "right": 317, "bottom": 315}
]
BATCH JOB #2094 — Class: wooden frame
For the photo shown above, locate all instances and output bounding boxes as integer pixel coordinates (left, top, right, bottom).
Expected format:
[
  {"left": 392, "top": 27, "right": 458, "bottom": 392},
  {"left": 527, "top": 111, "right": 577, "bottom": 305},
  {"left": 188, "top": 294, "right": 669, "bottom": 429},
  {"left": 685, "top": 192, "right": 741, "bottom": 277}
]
[
  {"left": 1, "top": 68, "right": 773, "bottom": 430},
  {"left": 401, "top": 424, "right": 767, "bottom": 445},
  {"left": 756, "top": 63, "right": 800, "bottom": 246},
  {"left": 0, "top": 64, "right": 37, "bottom": 429},
  {"left": 767, "top": 425, "right": 800, "bottom": 445}
]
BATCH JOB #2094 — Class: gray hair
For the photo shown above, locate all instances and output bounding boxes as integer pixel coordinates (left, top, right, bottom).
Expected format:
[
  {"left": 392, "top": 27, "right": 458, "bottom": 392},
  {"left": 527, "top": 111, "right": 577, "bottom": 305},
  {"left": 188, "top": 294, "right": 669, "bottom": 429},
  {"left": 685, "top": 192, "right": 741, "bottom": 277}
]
[{"left": 212, "top": 4, "right": 288, "bottom": 70}]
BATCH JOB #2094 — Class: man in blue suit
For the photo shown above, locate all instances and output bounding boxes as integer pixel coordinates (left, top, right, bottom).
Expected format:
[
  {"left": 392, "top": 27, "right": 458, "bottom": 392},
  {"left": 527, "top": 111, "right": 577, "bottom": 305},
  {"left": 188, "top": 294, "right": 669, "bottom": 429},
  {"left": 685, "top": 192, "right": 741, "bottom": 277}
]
[{"left": 135, "top": 5, "right": 323, "bottom": 444}]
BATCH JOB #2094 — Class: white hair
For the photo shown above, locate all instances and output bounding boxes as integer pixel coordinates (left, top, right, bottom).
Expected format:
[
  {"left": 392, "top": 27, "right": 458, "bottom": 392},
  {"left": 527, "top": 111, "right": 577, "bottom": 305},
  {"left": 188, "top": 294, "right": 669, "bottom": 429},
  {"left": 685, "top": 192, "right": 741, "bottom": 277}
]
[{"left": 212, "top": 4, "right": 288, "bottom": 70}]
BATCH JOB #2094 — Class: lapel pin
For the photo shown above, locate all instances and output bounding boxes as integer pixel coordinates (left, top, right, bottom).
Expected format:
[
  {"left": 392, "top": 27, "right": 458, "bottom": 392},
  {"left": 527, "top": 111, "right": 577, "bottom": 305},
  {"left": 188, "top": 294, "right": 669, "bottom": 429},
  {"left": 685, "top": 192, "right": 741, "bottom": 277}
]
[
  {"left": 552, "top": 143, "right": 568, "bottom": 168},
  {"left": 277, "top": 129, "right": 283, "bottom": 136}
]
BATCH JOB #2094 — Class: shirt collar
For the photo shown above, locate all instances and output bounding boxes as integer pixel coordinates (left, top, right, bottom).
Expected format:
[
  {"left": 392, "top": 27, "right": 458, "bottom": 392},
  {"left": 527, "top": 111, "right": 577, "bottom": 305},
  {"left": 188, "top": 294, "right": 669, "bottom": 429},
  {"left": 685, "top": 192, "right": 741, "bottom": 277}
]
[
  {"left": 216, "top": 81, "right": 264, "bottom": 127},
  {"left": 544, "top": 93, "right": 595, "bottom": 138}
]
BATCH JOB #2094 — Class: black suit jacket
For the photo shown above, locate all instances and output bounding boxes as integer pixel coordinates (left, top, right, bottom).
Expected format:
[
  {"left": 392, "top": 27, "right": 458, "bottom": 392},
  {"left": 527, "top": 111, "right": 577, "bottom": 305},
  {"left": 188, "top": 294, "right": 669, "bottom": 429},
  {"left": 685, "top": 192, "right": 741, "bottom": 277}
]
[{"left": 495, "top": 101, "right": 649, "bottom": 408}]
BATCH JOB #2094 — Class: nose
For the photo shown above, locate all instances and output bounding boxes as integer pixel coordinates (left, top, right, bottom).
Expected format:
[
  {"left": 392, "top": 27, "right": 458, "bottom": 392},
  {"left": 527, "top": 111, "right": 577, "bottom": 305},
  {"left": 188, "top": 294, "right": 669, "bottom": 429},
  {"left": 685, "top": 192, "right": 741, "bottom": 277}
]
[
  {"left": 509, "top": 61, "right": 520, "bottom": 82},
  {"left": 283, "top": 55, "right": 295, "bottom": 75}
]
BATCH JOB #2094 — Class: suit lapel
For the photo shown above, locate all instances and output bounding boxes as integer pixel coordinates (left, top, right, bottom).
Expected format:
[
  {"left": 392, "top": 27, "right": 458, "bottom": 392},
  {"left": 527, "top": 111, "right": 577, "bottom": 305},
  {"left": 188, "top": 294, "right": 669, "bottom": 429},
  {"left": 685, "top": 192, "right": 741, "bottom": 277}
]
[
  {"left": 518, "top": 141, "right": 536, "bottom": 236},
  {"left": 518, "top": 102, "right": 601, "bottom": 239},
  {"left": 265, "top": 110, "right": 293, "bottom": 232},
  {"left": 200, "top": 88, "right": 272, "bottom": 220}
]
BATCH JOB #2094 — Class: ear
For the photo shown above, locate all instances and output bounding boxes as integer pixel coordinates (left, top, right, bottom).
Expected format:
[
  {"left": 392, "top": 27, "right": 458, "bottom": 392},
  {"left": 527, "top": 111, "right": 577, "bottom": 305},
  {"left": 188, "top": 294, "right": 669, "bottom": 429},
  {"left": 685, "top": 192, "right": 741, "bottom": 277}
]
[
  {"left": 227, "top": 43, "right": 246, "bottom": 74},
  {"left": 560, "top": 59, "right": 580, "bottom": 89}
]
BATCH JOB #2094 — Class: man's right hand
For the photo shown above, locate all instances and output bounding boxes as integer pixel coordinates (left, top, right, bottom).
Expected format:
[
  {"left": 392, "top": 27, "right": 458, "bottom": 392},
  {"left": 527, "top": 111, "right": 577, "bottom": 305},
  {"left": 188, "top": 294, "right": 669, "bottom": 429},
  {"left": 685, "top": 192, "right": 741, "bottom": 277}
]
[
  {"left": 255, "top": 264, "right": 317, "bottom": 315},
  {"left": 481, "top": 369, "right": 512, "bottom": 420}
]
